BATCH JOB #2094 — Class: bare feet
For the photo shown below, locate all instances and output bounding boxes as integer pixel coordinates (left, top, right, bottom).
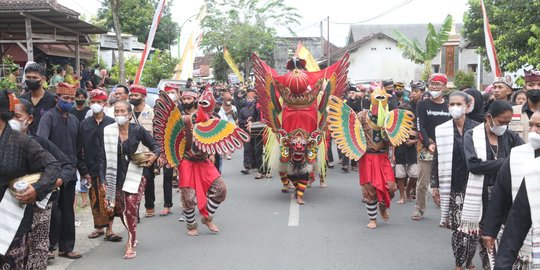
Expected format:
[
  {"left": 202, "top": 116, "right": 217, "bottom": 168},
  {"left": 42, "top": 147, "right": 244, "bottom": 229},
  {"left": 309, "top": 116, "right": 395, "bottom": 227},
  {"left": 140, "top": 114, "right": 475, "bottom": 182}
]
[
  {"left": 397, "top": 198, "right": 405, "bottom": 204},
  {"left": 296, "top": 196, "right": 306, "bottom": 205},
  {"left": 366, "top": 220, "right": 377, "bottom": 229},
  {"left": 202, "top": 217, "right": 219, "bottom": 233},
  {"left": 319, "top": 182, "right": 327, "bottom": 188},
  {"left": 187, "top": 229, "right": 199, "bottom": 236},
  {"left": 380, "top": 208, "right": 390, "bottom": 221}
]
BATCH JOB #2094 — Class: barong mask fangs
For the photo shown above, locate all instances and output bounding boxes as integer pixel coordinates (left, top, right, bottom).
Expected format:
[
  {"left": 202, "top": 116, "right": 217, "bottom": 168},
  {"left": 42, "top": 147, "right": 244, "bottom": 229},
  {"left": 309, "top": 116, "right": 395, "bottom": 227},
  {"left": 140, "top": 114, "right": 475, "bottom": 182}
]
[{"left": 278, "top": 129, "right": 321, "bottom": 164}]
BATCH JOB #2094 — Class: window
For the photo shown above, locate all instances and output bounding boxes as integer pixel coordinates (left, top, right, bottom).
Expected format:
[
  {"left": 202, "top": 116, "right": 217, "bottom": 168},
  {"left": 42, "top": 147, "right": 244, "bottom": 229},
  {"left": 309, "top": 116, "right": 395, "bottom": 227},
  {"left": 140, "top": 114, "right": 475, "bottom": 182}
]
[
  {"left": 432, "top": 64, "right": 440, "bottom": 73},
  {"left": 468, "top": 64, "right": 478, "bottom": 73},
  {"left": 385, "top": 47, "right": 392, "bottom": 50},
  {"left": 371, "top": 47, "right": 377, "bottom": 51}
]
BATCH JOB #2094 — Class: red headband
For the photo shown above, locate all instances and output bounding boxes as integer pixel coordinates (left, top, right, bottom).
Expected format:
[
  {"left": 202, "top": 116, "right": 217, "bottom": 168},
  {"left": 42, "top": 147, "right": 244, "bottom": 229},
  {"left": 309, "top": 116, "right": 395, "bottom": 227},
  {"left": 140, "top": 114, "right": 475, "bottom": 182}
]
[
  {"left": 428, "top": 73, "right": 448, "bottom": 84},
  {"left": 130, "top": 85, "right": 147, "bottom": 95},
  {"left": 89, "top": 89, "right": 108, "bottom": 101},
  {"left": 164, "top": 83, "right": 180, "bottom": 92}
]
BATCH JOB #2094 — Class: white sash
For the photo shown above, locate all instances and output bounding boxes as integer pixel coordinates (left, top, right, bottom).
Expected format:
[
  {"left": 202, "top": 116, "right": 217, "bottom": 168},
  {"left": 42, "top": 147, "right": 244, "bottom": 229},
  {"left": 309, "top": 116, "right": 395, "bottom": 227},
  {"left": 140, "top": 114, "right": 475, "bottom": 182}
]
[
  {"left": 435, "top": 119, "right": 454, "bottom": 225},
  {"left": 104, "top": 124, "right": 144, "bottom": 202},
  {"left": 460, "top": 124, "right": 487, "bottom": 235},
  {"left": 524, "top": 157, "right": 540, "bottom": 269},
  {"left": 0, "top": 191, "right": 26, "bottom": 255}
]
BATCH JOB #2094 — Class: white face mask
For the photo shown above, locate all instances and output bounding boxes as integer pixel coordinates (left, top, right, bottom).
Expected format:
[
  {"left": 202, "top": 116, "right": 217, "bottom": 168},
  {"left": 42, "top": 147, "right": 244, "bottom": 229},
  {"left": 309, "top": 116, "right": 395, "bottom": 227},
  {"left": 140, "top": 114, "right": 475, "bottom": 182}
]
[
  {"left": 529, "top": 132, "right": 540, "bottom": 150},
  {"left": 168, "top": 93, "right": 177, "bottom": 101},
  {"left": 489, "top": 118, "right": 508, "bottom": 136},
  {"left": 430, "top": 90, "right": 442, "bottom": 99},
  {"left": 8, "top": 119, "right": 26, "bottom": 132},
  {"left": 449, "top": 105, "right": 465, "bottom": 119},
  {"left": 90, "top": 103, "right": 103, "bottom": 114},
  {"left": 115, "top": 115, "right": 129, "bottom": 125}
]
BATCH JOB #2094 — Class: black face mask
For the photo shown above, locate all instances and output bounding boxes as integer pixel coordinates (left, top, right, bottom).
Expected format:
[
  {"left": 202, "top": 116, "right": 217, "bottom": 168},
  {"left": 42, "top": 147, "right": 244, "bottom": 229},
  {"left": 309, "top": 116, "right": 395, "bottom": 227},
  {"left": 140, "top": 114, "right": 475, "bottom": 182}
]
[
  {"left": 25, "top": 79, "right": 41, "bottom": 91},
  {"left": 386, "top": 89, "right": 394, "bottom": 95},
  {"left": 183, "top": 102, "right": 195, "bottom": 110},
  {"left": 129, "top": 98, "right": 142, "bottom": 106},
  {"left": 526, "top": 89, "right": 540, "bottom": 104},
  {"left": 76, "top": 100, "right": 85, "bottom": 106},
  {"left": 395, "top": 91, "right": 404, "bottom": 98}
]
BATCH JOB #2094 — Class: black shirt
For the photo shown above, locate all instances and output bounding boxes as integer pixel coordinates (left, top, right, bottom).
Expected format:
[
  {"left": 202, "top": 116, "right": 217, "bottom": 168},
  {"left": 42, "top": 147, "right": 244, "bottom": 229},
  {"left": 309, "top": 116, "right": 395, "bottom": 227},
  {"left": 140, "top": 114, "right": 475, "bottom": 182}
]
[
  {"left": 79, "top": 115, "right": 116, "bottom": 181},
  {"left": 37, "top": 107, "right": 87, "bottom": 181},
  {"left": 522, "top": 101, "right": 535, "bottom": 119},
  {"left": 70, "top": 106, "right": 90, "bottom": 123},
  {"left": 20, "top": 90, "right": 57, "bottom": 135},
  {"left": 416, "top": 98, "right": 452, "bottom": 148}
]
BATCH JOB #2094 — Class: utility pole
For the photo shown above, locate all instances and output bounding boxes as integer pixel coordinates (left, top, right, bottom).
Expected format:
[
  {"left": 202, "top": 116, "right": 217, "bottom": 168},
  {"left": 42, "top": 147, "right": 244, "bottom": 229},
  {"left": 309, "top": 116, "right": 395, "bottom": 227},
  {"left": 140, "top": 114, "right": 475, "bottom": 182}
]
[{"left": 326, "top": 16, "right": 330, "bottom": 68}]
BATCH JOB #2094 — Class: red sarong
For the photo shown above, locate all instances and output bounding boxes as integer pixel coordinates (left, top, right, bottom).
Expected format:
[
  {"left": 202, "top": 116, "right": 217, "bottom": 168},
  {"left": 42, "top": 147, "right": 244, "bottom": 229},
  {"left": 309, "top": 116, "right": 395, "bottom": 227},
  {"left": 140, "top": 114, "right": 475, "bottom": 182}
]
[
  {"left": 359, "top": 153, "right": 395, "bottom": 208},
  {"left": 179, "top": 159, "right": 221, "bottom": 217}
]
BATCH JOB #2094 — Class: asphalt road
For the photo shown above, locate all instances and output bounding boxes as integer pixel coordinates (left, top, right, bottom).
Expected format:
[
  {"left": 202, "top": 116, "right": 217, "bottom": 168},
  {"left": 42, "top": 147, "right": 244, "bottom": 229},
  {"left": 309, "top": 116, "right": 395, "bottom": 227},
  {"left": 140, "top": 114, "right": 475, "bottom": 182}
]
[{"left": 63, "top": 152, "right": 482, "bottom": 270}]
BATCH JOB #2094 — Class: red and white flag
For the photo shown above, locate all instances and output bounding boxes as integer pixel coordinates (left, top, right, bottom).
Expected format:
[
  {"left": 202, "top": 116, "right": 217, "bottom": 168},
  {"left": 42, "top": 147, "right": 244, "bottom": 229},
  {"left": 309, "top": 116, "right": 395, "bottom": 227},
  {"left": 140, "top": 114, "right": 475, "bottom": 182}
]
[
  {"left": 134, "top": 0, "right": 166, "bottom": 84},
  {"left": 480, "top": 0, "right": 502, "bottom": 77}
]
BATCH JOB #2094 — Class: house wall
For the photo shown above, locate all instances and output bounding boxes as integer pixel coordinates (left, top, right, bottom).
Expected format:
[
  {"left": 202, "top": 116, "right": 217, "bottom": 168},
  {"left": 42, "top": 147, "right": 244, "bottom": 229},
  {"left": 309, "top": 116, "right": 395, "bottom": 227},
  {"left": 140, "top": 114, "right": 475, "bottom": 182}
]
[
  {"left": 99, "top": 49, "right": 146, "bottom": 69},
  {"left": 347, "top": 38, "right": 424, "bottom": 82}
]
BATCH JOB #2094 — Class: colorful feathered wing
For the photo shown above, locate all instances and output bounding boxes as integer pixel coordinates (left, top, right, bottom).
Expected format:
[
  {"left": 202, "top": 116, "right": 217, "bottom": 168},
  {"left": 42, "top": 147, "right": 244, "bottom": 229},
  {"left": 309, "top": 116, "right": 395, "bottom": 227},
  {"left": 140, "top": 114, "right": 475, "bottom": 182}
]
[
  {"left": 193, "top": 119, "right": 250, "bottom": 155},
  {"left": 252, "top": 53, "right": 282, "bottom": 132},
  {"left": 384, "top": 109, "right": 415, "bottom": 146},
  {"left": 326, "top": 95, "right": 367, "bottom": 161},
  {"left": 317, "top": 53, "right": 350, "bottom": 129},
  {"left": 153, "top": 90, "right": 187, "bottom": 168}
]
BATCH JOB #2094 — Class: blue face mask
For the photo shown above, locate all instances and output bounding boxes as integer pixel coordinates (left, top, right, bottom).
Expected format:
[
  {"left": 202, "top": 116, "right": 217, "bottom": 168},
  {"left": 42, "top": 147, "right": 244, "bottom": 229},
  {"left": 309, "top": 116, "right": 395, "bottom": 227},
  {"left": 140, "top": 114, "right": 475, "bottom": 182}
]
[
  {"left": 58, "top": 99, "right": 74, "bottom": 112},
  {"left": 247, "top": 100, "right": 256, "bottom": 106}
]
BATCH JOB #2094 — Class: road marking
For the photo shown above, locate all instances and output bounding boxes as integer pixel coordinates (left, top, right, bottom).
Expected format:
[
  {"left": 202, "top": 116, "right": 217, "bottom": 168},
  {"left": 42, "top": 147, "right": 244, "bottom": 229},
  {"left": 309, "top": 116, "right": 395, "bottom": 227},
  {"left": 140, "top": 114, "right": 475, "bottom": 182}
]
[{"left": 288, "top": 194, "right": 299, "bottom": 226}]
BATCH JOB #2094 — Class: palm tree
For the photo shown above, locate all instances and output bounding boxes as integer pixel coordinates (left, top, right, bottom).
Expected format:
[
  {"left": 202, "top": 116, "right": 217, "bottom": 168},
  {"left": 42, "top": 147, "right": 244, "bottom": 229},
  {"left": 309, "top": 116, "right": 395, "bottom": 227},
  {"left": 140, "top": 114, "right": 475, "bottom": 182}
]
[{"left": 393, "top": 14, "right": 453, "bottom": 80}]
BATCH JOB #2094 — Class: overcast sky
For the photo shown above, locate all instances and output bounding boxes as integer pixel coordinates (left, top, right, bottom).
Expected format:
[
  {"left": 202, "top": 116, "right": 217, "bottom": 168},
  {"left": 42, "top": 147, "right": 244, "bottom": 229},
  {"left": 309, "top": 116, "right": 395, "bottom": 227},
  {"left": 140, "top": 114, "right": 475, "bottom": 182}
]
[{"left": 59, "top": 0, "right": 470, "bottom": 56}]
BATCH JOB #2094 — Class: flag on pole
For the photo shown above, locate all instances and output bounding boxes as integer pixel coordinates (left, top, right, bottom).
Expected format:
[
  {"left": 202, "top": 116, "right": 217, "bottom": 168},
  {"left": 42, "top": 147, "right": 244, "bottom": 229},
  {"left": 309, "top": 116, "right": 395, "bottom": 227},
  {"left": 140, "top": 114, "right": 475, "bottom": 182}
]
[
  {"left": 223, "top": 48, "right": 244, "bottom": 82},
  {"left": 173, "top": 5, "right": 207, "bottom": 80},
  {"left": 480, "top": 0, "right": 502, "bottom": 77},
  {"left": 134, "top": 0, "right": 166, "bottom": 84},
  {"left": 294, "top": 42, "right": 320, "bottom": 72}
]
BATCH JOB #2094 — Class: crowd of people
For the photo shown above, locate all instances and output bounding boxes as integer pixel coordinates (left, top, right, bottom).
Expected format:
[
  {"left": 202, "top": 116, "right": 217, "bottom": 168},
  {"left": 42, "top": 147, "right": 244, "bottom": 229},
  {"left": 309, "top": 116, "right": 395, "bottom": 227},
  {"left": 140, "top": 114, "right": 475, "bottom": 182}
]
[{"left": 1, "top": 58, "right": 540, "bottom": 270}]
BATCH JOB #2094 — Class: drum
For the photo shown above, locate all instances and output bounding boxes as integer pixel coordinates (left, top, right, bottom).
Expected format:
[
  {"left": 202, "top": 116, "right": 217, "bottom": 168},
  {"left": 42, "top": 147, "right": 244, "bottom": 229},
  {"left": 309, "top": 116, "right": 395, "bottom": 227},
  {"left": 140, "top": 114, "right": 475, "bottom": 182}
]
[{"left": 250, "top": 122, "right": 267, "bottom": 138}]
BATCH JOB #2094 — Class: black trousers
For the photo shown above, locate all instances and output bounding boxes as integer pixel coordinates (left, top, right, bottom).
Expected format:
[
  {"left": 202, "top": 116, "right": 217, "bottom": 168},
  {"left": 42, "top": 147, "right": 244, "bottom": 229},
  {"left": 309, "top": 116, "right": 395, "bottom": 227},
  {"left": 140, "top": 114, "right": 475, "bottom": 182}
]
[
  {"left": 243, "top": 138, "right": 255, "bottom": 169},
  {"left": 327, "top": 140, "right": 335, "bottom": 162},
  {"left": 49, "top": 180, "right": 76, "bottom": 253},
  {"left": 162, "top": 167, "right": 174, "bottom": 208},
  {"left": 143, "top": 167, "right": 155, "bottom": 210}
]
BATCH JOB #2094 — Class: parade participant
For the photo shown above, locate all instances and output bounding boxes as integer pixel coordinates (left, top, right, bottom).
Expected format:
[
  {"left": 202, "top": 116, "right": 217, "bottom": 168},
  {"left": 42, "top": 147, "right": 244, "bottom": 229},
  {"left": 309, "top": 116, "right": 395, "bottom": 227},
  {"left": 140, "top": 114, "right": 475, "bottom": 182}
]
[
  {"left": 238, "top": 91, "right": 259, "bottom": 175},
  {"left": 494, "top": 156, "right": 540, "bottom": 269},
  {"left": 10, "top": 98, "right": 75, "bottom": 268},
  {"left": 114, "top": 84, "right": 130, "bottom": 102},
  {"left": 327, "top": 83, "right": 414, "bottom": 228},
  {"left": 459, "top": 100, "right": 523, "bottom": 269},
  {"left": 431, "top": 91, "right": 479, "bottom": 270},
  {"left": 0, "top": 90, "right": 60, "bottom": 269},
  {"left": 393, "top": 102, "right": 418, "bottom": 204},
  {"left": 252, "top": 54, "right": 352, "bottom": 204},
  {"left": 218, "top": 91, "right": 238, "bottom": 161},
  {"left": 78, "top": 89, "right": 122, "bottom": 241},
  {"left": 70, "top": 88, "right": 90, "bottom": 123},
  {"left": 511, "top": 90, "right": 527, "bottom": 106},
  {"left": 19, "top": 63, "right": 56, "bottom": 135},
  {"left": 37, "top": 82, "right": 89, "bottom": 259},
  {"left": 341, "top": 86, "right": 367, "bottom": 172},
  {"left": 509, "top": 69, "right": 540, "bottom": 142},
  {"left": 464, "top": 89, "right": 486, "bottom": 123},
  {"left": 104, "top": 100, "right": 159, "bottom": 259},
  {"left": 412, "top": 73, "right": 452, "bottom": 221},
  {"left": 382, "top": 79, "right": 399, "bottom": 109},
  {"left": 153, "top": 90, "right": 249, "bottom": 236},
  {"left": 159, "top": 83, "right": 181, "bottom": 217},
  {"left": 129, "top": 84, "right": 156, "bottom": 218},
  {"left": 492, "top": 77, "right": 513, "bottom": 103},
  {"left": 394, "top": 82, "right": 406, "bottom": 105},
  {"left": 483, "top": 111, "right": 540, "bottom": 269}
]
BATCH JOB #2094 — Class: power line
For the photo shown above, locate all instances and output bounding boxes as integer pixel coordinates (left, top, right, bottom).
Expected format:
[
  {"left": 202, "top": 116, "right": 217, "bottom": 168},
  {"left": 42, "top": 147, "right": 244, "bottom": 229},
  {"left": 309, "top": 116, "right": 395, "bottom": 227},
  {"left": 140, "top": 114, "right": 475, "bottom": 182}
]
[{"left": 329, "top": 0, "right": 413, "bottom": 25}]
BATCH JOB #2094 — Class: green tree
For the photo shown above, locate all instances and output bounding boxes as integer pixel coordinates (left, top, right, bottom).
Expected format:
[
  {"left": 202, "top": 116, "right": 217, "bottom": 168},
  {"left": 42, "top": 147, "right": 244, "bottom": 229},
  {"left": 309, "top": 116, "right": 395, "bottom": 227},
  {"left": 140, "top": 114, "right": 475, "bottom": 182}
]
[
  {"left": 393, "top": 15, "right": 453, "bottom": 79},
  {"left": 140, "top": 50, "right": 178, "bottom": 87},
  {"left": 463, "top": 0, "right": 540, "bottom": 72},
  {"left": 111, "top": 56, "right": 139, "bottom": 84},
  {"left": 453, "top": 70, "right": 476, "bottom": 90},
  {"left": 97, "top": 0, "right": 179, "bottom": 51},
  {"left": 201, "top": 0, "right": 301, "bottom": 77},
  {"left": 211, "top": 51, "right": 229, "bottom": 82}
]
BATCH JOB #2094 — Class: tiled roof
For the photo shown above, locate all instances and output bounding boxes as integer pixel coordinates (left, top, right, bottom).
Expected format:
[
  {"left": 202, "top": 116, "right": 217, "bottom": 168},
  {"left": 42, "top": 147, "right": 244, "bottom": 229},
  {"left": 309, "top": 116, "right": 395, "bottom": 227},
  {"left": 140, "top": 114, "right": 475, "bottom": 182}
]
[{"left": 0, "top": 0, "right": 79, "bottom": 16}]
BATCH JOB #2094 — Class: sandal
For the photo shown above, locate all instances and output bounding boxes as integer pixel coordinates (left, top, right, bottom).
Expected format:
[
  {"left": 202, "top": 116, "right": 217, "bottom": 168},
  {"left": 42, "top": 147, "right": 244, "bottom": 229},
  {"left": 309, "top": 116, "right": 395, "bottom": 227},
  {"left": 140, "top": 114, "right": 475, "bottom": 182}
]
[
  {"left": 104, "top": 234, "right": 123, "bottom": 242},
  {"left": 58, "top": 251, "right": 82, "bottom": 259},
  {"left": 411, "top": 212, "right": 423, "bottom": 221},
  {"left": 254, "top": 173, "right": 264, "bottom": 179},
  {"left": 159, "top": 208, "right": 172, "bottom": 216},
  {"left": 87, "top": 230, "right": 105, "bottom": 239},
  {"left": 123, "top": 251, "right": 137, "bottom": 260},
  {"left": 145, "top": 210, "right": 155, "bottom": 218}
]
